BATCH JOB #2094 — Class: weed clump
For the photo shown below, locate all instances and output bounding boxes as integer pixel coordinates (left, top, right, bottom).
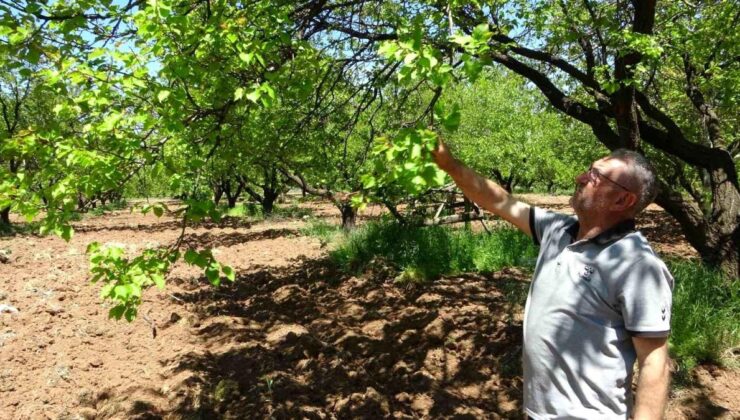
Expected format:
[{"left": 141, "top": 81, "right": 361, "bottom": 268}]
[
  {"left": 667, "top": 260, "right": 740, "bottom": 382},
  {"left": 327, "top": 220, "right": 538, "bottom": 281}
]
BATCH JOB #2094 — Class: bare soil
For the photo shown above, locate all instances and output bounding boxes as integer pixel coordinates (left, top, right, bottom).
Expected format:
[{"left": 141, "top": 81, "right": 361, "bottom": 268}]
[{"left": 0, "top": 196, "right": 735, "bottom": 419}]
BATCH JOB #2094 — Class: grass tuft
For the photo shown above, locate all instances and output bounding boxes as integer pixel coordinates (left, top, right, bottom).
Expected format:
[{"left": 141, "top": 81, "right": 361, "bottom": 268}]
[
  {"left": 667, "top": 259, "right": 740, "bottom": 382},
  {"left": 89, "top": 200, "right": 128, "bottom": 216},
  {"left": 300, "top": 220, "right": 343, "bottom": 247},
  {"left": 327, "top": 220, "right": 538, "bottom": 280}
]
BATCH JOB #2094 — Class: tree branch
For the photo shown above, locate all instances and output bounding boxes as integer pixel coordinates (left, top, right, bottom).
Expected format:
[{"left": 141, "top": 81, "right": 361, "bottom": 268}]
[
  {"left": 682, "top": 53, "right": 724, "bottom": 148},
  {"left": 487, "top": 51, "right": 621, "bottom": 149}
]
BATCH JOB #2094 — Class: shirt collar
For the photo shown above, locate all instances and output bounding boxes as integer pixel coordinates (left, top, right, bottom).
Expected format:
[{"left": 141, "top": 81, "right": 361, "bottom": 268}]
[{"left": 565, "top": 218, "right": 636, "bottom": 246}]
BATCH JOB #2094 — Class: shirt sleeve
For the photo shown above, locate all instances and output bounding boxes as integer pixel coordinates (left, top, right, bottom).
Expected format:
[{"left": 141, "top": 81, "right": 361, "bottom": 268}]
[
  {"left": 618, "top": 256, "right": 674, "bottom": 337},
  {"left": 529, "top": 206, "right": 573, "bottom": 247}
]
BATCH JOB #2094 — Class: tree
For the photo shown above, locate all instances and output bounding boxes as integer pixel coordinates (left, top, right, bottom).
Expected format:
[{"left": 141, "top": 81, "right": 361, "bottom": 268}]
[
  {"left": 0, "top": 69, "right": 34, "bottom": 227},
  {"left": 442, "top": 69, "right": 606, "bottom": 193},
  {"left": 1, "top": 0, "right": 736, "bottom": 321},
  {"left": 288, "top": 0, "right": 739, "bottom": 277}
]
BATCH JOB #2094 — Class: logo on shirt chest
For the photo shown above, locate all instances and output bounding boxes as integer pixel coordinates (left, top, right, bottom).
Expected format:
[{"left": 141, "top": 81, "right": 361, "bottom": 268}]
[{"left": 578, "top": 265, "right": 595, "bottom": 282}]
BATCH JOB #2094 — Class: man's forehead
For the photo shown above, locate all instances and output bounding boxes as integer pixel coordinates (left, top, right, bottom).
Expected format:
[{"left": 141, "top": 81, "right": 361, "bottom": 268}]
[{"left": 593, "top": 156, "right": 628, "bottom": 172}]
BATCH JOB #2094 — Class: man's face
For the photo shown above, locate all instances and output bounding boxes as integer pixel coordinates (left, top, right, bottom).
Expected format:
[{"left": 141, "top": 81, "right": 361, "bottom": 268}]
[{"left": 570, "top": 157, "right": 635, "bottom": 217}]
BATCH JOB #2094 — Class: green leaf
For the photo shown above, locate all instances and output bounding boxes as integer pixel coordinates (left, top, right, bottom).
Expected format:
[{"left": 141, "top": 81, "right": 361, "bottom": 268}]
[
  {"left": 157, "top": 90, "right": 171, "bottom": 102},
  {"left": 234, "top": 87, "right": 244, "bottom": 100},
  {"left": 378, "top": 41, "right": 399, "bottom": 58},
  {"left": 114, "top": 284, "right": 132, "bottom": 299},
  {"left": 109, "top": 305, "right": 126, "bottom": 320},
  {"left": 450, "top": 33, "right": 473, "bottom": 48},
  {"left": 61, "top": 225, "right": 74, "bottom": 241},
  {"left": 442, "top": 106, "right": 461, "bottom": 132},
  {"left": 472, "top": 23, "right": 492, "bottom": 42},
  {"left": 410, "top": 143, "right": 422, "bottom": 160},
  {"left": 100, "top": 113, "right": 122, "bottom": 132},
  {"left": 239, "top": 52, "right": 254, "bottom": 64},
  {"left": 184, "top": 249, "right": 199, "bottom": 265},
  {"left": 151, "top": 273, "right": 165, "bottom": 289},
  {"left": 86, "top": 242, "right": 101, "bottom": 254},
  {"left": 222, "top": 265, "right": 235, "bottom": 282},
  {"left": 27, "top": 45, "right": 42, "bottom": 65},
  {"left": 124, "top": 307, "right": 137, "bottom": 322},
  {"left": 246, "top": 89, "right": 261, "bottom": 103},
  {"left": 361, "top": 174, "right": 377, "bottom": 189},
  {"left": 411, "top": 175, "right": 426, "bottom": 186},
  {"left": 462, "top": 56, "right": 484, "bottom": 82},
  {"left": 206, "top": 264, "right": 221, "bottom": 286},
  {"left": 100, "top": 283, "right": 114, "bottom": 297}
]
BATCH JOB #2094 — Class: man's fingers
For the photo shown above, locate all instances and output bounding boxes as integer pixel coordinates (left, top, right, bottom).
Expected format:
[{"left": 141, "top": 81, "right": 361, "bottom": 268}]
[{"left": 432, "top": 140, "right": 455, "bottom": 171}]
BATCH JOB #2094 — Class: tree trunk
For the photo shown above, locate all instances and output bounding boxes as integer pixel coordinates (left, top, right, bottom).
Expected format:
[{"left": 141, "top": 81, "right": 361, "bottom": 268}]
[
  {"left": 0, "top": 207, "right": 10, "bottom": 228},
  {"left": 261, "top": 188, "right": 278, "bottom": 215},
  {"left": 491, "top": 169, "right": 511, "bottom": 192},
  {"left": 340, "top": 202, "right": 356, "bottom": 230},
  {"left": 656, "top": 160, "right": 740, "bottom": 280},
  {"left": 382, "top": 200, "right": 406, "bottom": 224},
  {"left": 213, "top": 186, "right": 223, "bottom": 205},
  {"left": 222, "top": 182, "right": 237, "bottom": 208},
  {"left": 546, "top": 180, "right": 555, "bottom": 194},
  {"left": 227, "top": 195, "right": 238, "bottom": 208},
  {"left": 77, "top": 194, "right": 87, "bottom": 212},
  {"left": 225, "top": 179, "right": 246, "bottom": 209}
]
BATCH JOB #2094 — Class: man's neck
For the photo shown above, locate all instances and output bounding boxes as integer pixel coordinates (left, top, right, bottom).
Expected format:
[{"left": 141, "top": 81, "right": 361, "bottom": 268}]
[{"left": 576, "top": 214, "right": 633, "bottom": 241}]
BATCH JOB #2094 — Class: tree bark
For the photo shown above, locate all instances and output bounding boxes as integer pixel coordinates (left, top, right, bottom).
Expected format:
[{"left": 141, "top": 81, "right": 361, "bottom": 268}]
[
  {"left": 656, "top": 162, "right": 740, "bottom": 279},
  {"left": 261, "top": 188, "right": 278, "bottom": 215},
  {"left": 213, "top": 184, "right": 223, "bottom": 206},
  {"left": 340, "top": 202, "right": 356, "bottom": 230},
  {"left": 0, "top": 207, "right": 10, "bottom": 228},
  {"left": 227, "top": 195, "right": 238, "bottom": 208}
]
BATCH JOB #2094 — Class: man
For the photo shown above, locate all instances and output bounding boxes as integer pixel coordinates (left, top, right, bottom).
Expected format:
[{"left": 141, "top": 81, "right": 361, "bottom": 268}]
[{"left": 433, "top": 141, "right": 673, "bottom": 419}]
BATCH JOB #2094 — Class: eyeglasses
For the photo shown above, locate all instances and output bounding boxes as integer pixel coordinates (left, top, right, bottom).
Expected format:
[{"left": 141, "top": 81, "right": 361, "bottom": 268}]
[{"left": 587, "top": 166, "right": 634, "bottom": 193}]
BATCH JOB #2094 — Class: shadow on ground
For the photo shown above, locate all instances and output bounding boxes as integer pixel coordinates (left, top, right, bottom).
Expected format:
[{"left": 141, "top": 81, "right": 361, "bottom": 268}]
[
  {"left": 180, "top": 228, "right": 300, "bottom": 249},
  {"left": 128, "top": 258, "right": 532, "bottom": 419},
  {"left": 70, "top": 216, "right": 255, "bottom": 234}
]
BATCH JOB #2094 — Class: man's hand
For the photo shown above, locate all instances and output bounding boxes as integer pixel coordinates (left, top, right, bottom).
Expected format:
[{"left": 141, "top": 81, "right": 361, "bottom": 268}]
[
  {"left": 633, "top": 336, "right": 671, "bottom": 420},
  {"left": 431, "top": 139, "right": 457, "bottom": 172},
  {"left": 429, "top": 138, "right": 532, "bottom": 236}
]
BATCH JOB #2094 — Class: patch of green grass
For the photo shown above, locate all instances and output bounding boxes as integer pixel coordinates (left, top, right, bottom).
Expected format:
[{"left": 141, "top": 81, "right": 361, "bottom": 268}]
[
  {"left": 668, "top": 259, "right": 740, "bottom": 382},
  {"left": 328, "top": 220, "right": 538, "bottom": 280},
  {"left": 88, "top": 200, "right": 128, "bottom": 216},
  {"left": 271, "top": 204, "right": 313, "bottom": 219},
  {"left": 221, "top": 203, "right": 261, "bottom": 218},
  {"left": 221, "top": 203, "right": 314, "bottom": 221},
  {"left": 300, "top": 220, "right": 342, "bottom": 246}
]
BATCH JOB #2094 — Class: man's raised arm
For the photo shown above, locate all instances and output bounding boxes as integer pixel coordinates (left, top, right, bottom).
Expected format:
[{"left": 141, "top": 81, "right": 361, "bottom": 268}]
[{"left": 432, "top": 140, "right": 532, "bottom": 237}]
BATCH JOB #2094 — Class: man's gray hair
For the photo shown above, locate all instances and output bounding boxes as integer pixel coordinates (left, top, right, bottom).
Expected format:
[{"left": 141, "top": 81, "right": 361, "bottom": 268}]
[{"left": 609, "top": 149, "right": 659, "bottom": 214}]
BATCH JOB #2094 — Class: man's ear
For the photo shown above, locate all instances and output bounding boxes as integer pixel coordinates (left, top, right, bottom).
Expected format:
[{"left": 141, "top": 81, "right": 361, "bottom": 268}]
[{"left": 612, "top": 191, "right": 638, "bottom": 212}]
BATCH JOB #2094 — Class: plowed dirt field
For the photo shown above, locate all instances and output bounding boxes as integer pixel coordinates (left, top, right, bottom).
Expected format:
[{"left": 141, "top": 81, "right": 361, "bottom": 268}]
[{"left": 0, "top": 197, "right": 736, "bottom": 419}]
